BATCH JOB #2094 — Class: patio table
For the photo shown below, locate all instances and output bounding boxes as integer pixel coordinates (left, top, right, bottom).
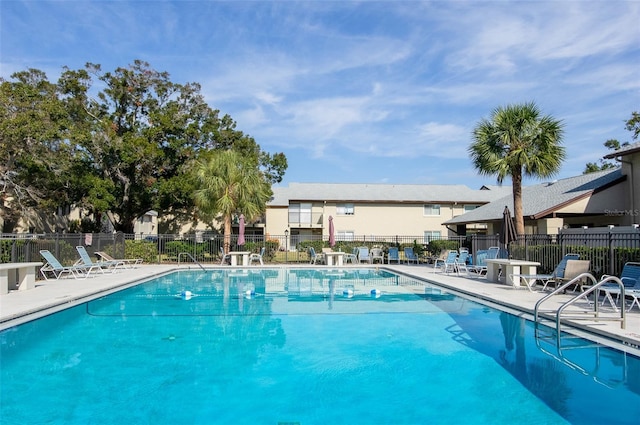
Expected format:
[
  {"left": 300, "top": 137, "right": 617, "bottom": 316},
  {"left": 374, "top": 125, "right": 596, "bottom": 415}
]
[
  {"left": 228, "top": 251, "right": 251, "bottom": 266},
  {"left": 324, "top": 252, "right": 344, "bottom": 266},
  {"left": 484, "top": 259, "right": 540, "bottom": 288},
  {"left": 0, "top": 262, "right": 43, "bottom": 295}
]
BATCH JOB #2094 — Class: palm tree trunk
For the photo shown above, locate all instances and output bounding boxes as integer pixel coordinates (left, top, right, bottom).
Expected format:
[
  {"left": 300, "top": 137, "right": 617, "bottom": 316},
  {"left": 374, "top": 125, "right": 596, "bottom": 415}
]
[
  {"left": 512, "top": 167, "right": 525, "bottom": 237},
  {"left": 223, "top": 214, "right": 232, "bottom": 253}
]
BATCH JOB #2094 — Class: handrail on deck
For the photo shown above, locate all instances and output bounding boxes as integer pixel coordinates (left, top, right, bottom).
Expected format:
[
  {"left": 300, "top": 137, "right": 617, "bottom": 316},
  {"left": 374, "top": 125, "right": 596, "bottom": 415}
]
[
  {"left": 556, "top": 276, "right": 626, "bottom": 331},
  {"left": 534, "top": 272, "right": 598, "bottom": 323},
  {"left": 178, "top": 252, "right": 205, "bottom": 271}
]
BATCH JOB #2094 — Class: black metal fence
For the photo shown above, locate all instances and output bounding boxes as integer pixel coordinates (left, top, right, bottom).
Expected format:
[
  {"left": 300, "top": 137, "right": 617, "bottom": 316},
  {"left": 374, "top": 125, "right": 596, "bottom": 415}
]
[
  {"left": 2, "top": 228, "right": 639, "bottom": 279},
  {"left": 473, "top": 228, "right": 640, "bottom": 278}
]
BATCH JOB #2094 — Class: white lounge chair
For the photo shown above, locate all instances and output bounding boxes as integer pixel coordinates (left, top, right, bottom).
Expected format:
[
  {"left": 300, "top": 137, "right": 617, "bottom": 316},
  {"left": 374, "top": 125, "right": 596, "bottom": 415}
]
[
  {"left": 76, "top": 246, "right": 124, "bottom": 273},
  {"left": 510, "top": 253, "right": 580, "bottom": 291},
  {"left": 468, "top": 250, "right": 488, "bottom": 277},
  {"left": 454, "top": 251, "right": 469, "bottom": 275},
  {"left": 39, "top": 249, "right": 91, "bottom": 280},
  {"left": 220, "top": 247, "right": 231, "bottom": 265},
  {"left": 95, "top": 251, "right": 142, "bottom": 268},
  {"left": 434, "top": 251, "right": 457, "bottom": 273},
  {"left": 249, "top": 247, "right": 265, "bottom": 265},
  {"left": 599, "top": 262, "right": 640, "bottom": 310}
]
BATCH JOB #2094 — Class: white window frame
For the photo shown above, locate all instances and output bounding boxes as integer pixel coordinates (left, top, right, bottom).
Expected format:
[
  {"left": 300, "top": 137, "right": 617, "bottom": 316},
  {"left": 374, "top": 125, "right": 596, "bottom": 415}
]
[
  {"left": 423, "top": 231, "right": 441, "bottom": 243},
  {"left": 423, "top": 204, "right": 441, "bottom": 216},
  {"left": 336, "top": 203, "right": 355, "bottom": 216},
  {"left": 336, "top": 230, "right": 355, "bottom": 241},
  {"left": 289, "top": 203, "right": 313, "bottom": 224}
]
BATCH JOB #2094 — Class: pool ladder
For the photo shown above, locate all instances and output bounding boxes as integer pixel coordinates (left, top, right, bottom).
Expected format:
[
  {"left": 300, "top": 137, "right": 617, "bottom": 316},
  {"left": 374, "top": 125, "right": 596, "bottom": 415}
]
[
  {"left": 533, "top": 273, "right": 630, "bottom": 389},
  {"left": 534, "top": 325, "right": 630, "bottom": 389},
  {"left": 534, "top": 273, "right": 626, "bottom": 340},
  {"left": 178, "top": 252, "right": 206, "bottom": 271}
]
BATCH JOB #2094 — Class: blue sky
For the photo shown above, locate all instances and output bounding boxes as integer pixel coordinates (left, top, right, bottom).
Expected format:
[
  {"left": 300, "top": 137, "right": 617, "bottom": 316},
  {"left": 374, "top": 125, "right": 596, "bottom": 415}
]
[{"left": 1, "top": 1, "right": 639, "bottom": 189}]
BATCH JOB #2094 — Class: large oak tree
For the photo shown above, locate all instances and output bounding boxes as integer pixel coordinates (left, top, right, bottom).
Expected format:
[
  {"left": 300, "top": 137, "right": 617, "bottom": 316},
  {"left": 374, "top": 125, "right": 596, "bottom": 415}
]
[{"left": 2, "top": 60, "right": 287, "bottom": 233}]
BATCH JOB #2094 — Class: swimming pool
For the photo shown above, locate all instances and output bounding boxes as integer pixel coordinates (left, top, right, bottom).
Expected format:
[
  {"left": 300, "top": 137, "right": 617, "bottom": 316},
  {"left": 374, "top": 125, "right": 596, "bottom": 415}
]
[{"left": 1, "top": 268, "right": 639, "bottom": 424}]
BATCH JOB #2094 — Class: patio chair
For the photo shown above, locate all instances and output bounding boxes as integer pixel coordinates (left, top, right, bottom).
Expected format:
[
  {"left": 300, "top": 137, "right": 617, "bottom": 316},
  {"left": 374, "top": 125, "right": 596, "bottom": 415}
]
[
  {"left": 599, "top": 262, "right": 640, "bottom": 310},
  {"left": 76, "top": 246, "right": 124, "bottom": 273},
  {"left": 343, "top": 248, "right": 358, "bottom": 264},
  {"left": 486, "top": 246, "right": 500, "bottom": 260},
  {"left": 39, "top": 250, "right": 90, "bottom": 280},
  {"left": 357, "top": 246, "right": 371, "bottom": 263},
  {"left": 249, "top": 247, "right": 265, "bottom": 266},
  {"left": 219, "top": 247, "right": 231, "bottom": 265},
  {"left": 404, "top": 247, "right": 419, "bottom": 265},
  {"left": 434, "top": 250, "right": 458, "bottom": 274},
  {"left": 95, "top": 251, "right": 142, "bottom": 267},
  {"left": 387, "top": 247, "right": 400, "bottom": 264},
  {"left": 468, "top": 250, "right": 488, "bottom": 277},
  {"left": 454, "top": 251, "right": 469, "bottom": 275},
  {"left": 309, "top": 247, "right": 325, "bottom": 265},
  {"left": 370, "top": 248, "right": 384, "bottom": 264},
  {"left": 509, "top": 253, "right": 580, "bottom": 291},
  {"left": 562, "top": 260, "right": 592, "bottom": 292}
]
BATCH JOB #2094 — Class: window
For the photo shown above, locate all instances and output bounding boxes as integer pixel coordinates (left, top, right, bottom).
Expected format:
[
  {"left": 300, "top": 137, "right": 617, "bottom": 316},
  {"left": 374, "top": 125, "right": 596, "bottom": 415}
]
[
  {"left": 424, "top": 231, "right": 441, "bottom": 243},
  {"left": 56, "top": 205, "right": 71, "bottom": 216},
  {"left": 464, "top": 205, "right": 478, "bottom": 213},
  {"left": 423, "top": 204, "right": 441, "bottom": 216},
  {"left": 289, "top": 203, "right": 312, "bottom": 224},
  {"left": 337, "top": 231, "right": 355, "bottom": 241},
  {"left": 336, "top": 203, "right": 355, "bottom": 215}
]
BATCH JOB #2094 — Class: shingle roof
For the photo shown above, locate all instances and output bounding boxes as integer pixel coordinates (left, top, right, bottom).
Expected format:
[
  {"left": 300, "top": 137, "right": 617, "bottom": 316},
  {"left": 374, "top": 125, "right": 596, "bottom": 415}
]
[
  {"left": 603, "top": 141, "right": 640, "bottom": 159},
  {"left": 268, "top": 183, "right": 512, "bottom": 206},
  {"left": 443, "top": 169, "right": 624, "bottom": 224}
]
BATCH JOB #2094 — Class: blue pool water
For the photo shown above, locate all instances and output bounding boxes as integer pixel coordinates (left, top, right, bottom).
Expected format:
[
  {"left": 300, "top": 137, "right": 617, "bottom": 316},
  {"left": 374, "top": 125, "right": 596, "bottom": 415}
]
[{"left": 1, "top": 268, "right": 639, "bottom": 424}]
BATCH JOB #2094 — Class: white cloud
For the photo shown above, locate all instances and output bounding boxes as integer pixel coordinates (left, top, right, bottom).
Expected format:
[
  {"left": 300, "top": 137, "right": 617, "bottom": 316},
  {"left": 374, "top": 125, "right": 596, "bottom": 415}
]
[{"left": 2, "top": 0, "right": 638, "bottom": 187}]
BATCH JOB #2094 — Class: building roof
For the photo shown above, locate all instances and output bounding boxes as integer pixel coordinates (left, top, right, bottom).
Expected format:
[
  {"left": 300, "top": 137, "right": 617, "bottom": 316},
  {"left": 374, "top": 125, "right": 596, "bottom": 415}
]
[
  {"left": 603, "top": 141, "right": 640, "bottom": 159},
  {"left": 443, "top": 169, "right": 624, "bottom": 225},
  {"left": 268, "top": 182, "right": 512, "bottom": 207}
]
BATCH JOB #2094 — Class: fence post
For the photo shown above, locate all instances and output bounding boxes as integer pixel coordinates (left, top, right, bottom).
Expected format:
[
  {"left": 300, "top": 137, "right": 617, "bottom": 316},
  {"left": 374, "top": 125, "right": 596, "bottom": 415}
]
[
  {"left": 11, "top": 239, "right": 17, "bottom": 263},
  {"left": 609, "top": 229, "right": 615, "bottom": 276}
]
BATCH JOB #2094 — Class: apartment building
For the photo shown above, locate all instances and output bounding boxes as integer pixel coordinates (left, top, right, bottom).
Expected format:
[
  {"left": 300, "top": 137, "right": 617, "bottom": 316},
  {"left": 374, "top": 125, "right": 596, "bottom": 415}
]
[{"left": 265, "top": 182, "right": 511, "bottom": 247}]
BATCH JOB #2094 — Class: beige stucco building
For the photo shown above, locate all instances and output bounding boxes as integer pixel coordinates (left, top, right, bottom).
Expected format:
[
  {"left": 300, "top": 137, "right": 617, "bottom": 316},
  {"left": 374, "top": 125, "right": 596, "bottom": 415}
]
[
  {"left": 604, "top": 142, "right": 640, "bottom": 225},
  {"left": 265, "top": 183, "right": 511, "bottom": 247},
  {"left": 444, "top": 166, "right": 633, "bottom": 234}
]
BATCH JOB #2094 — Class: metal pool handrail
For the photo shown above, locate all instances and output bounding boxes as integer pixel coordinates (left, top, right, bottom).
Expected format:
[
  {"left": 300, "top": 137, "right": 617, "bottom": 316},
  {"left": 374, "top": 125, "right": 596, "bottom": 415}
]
[
  {"left": 178, "top": 252, "right": 205, "bottom": 271},
  {"left": 534, "top": 272, "right": 599, "bottom": 324},
  {"left": 555, "top": 276, "right": 626, "bottom": 331}
]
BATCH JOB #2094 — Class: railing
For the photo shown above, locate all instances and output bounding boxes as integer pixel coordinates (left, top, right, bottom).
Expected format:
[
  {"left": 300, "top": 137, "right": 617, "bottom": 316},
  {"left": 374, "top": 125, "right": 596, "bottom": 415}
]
[
  {"left": 534, "top": 323, "right": 631, "bottom": 390},
  {"left": 287, "top": 212, "right": 324, "bottom": 227},
  {"left": 2, "top": 231, "right": 640, "bottom": 278},
  {"left": 177, "top": 252, "right": 205, "bottom": 271},
  {"left": 534, "top": 273, "right": 598, "bottom": 328},
  {"left": 534, "top": 274, "right": 626, "bottom": 338}
]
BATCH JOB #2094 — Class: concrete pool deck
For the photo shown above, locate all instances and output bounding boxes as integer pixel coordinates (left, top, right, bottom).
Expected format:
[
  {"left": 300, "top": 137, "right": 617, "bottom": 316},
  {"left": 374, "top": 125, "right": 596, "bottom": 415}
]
[{"left": 1, "top": 263, "right": 639, "bottom": 355}]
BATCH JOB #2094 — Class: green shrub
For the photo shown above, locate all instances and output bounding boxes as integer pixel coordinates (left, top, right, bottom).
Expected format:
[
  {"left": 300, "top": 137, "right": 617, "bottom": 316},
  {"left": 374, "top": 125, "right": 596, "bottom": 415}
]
[
  {"left": 427, "top": 240, "right": 459, "bottom": 255},
  {"left": 124, "top": 240, "right": 158, "bottom": 263},
  {"left": 297, "top": 240, "right": 326, "bottom": 254}
]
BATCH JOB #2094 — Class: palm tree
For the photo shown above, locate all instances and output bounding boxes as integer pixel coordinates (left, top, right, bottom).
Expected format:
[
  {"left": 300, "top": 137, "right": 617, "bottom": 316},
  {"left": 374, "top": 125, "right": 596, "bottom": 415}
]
[
  {"left": 193, "top": 149, "right": 273, "bottom": 252},
  {"left": 469, "top": 102, "right": 565, "bottom": 236}
]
